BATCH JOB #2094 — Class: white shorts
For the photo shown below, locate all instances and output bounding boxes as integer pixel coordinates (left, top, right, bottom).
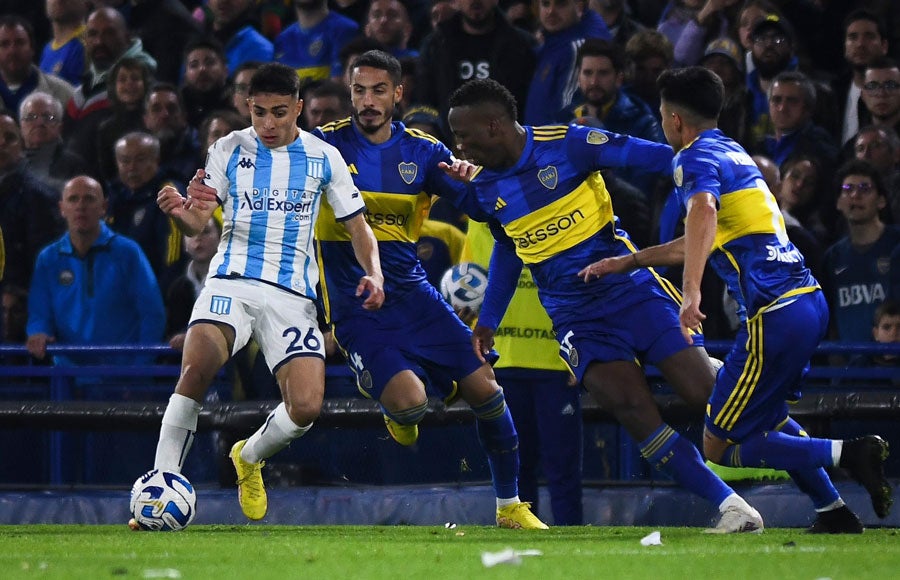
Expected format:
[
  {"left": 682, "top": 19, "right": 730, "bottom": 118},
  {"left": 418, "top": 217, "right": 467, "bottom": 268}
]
[{"left": 189, "top": 277, "right": 325, "bottom": 374}]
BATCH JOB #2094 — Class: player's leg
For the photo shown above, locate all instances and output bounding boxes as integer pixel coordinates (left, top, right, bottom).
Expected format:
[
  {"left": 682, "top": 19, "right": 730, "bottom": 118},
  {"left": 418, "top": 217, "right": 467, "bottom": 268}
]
[
  {"left": 495, "top": 368, "right": 541, "bottom": 516},
  {"left": 704, "top": 293, "right": 892, "bottom": 519},
  {"left": 582, "top": 360, "right": 761, "bottom": 533},
  {"left": 458, "top": 364, "right": 548, "bottom": 529},
  {"left": 229, "top": 290, "right": 326, "bottom": 520},
  {"left": 655, "top": 345, "right": 718, "bottom": 412},
  {"left": 154, "top": 321, "right": 234, "bottom": 472},
  {"left": 379, "top": 369, "right": 429, "bottom": 446}
]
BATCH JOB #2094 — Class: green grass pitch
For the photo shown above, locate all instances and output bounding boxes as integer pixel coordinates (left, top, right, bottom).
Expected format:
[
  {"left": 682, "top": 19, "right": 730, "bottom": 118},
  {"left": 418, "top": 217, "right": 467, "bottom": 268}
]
[{"left": 2, "top": 525, "right": 899, "bottom": 579}]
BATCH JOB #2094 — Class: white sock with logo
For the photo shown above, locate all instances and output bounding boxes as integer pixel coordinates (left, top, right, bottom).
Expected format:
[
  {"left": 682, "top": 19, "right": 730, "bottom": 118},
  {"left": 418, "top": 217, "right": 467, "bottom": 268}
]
[{"left": 242, "top": 402, "right": 311, "bottom": 463}]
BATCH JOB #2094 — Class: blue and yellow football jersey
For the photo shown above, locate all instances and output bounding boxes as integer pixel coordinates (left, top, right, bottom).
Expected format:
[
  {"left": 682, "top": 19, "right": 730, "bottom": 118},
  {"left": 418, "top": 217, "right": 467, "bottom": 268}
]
[
  {"left": 313, "top": 120, "right": 475, "bottom": 322},
  {"left": 466, "top": 124, "right": 675, "bottom": 329},
  {"left": 671, "top": 129, "right": 819, "bottom": 320}
]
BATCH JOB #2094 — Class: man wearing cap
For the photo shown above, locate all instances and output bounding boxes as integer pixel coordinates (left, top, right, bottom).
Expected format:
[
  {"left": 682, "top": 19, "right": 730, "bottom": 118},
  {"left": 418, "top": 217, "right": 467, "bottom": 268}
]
[
  {"left": 699, "top": 36, "right": 750, "bottom": 144},
  {"left": 746, "top": 13, "right": 798, "bottom": 145}
]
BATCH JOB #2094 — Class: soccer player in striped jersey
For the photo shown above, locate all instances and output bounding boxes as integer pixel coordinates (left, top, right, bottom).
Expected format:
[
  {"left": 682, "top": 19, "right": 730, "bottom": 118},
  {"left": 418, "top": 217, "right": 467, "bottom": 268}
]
[
  {"left": 150, "top": 63, "right": 384, "bottom": 524},
  {"left": 581, "top": 66, "right": 893, "bottom": 532},
  {"left": 443, "top": 78, "right": 763, "bottom": 533},
  {"left": 313, "top": 50, "right": 547, "bottom": 529}
]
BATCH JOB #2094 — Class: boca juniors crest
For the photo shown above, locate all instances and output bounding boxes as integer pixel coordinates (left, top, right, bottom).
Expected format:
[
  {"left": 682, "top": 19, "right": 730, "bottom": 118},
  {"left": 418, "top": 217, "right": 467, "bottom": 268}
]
[
  {"left": 398, "top": 162, "right": 418, "bottom": 185},
  {"left": 537, "top": 166, "right": 558, "bottom": 190}
]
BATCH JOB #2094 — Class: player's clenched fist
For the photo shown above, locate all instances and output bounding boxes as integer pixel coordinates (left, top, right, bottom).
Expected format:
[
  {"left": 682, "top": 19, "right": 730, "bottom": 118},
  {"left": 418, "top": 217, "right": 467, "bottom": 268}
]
[{"left": 157, "top": 185, "right": 185, "bottom": 216}]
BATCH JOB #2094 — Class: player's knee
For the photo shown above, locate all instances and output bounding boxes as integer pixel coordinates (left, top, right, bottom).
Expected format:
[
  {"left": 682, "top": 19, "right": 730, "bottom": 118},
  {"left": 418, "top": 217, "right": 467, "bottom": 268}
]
[
  {"left": 176, "top": 363, "right": 217, "bottom": 398},
  {"left": 283, "top": 398, "right": 321, "bottom": 426},
  {"left": 703, "top": 432, "right": 728, "bottom": 463}
]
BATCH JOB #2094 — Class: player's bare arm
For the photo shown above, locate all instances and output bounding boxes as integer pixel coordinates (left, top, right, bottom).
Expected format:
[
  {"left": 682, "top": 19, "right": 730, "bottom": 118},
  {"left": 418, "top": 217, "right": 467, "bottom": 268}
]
[
  {"left": 157, "top": 170, "right": 218, "bottom": 237},
  {"left": 679, "top": 192, "right": 718, "bottom": 343},
  {"left": 578, "top": 237, "right": 688, "bottom": 283},
  {"left": 343, "top": 213, "right": 385, "bottom": 310}
]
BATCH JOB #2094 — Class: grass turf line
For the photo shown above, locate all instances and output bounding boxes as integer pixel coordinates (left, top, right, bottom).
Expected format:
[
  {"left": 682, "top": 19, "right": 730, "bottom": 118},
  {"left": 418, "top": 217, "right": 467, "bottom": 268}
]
[{"left": 2, "top": 525, "right": 899, "bottom": 579}]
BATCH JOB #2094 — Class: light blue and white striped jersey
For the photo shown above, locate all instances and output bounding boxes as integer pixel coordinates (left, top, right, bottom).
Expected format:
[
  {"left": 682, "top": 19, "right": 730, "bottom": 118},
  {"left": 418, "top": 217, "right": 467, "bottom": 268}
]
[{"left": 204, "top": 126, "right": 365, "bottom": 299}]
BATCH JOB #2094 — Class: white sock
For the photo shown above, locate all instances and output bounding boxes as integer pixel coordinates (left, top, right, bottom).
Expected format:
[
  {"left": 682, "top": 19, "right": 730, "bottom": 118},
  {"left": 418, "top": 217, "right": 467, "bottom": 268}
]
[
  {"left": 496, "top": 496, "right": 521, "bottom": 509},
  {"left": 154, "top": 393, "right": 202, "bottom": 472},
  {"left": 243, "top": 402, "right": 311, "bottom": 463},
  {"left": 718, "top": 493, "right": 750, "bottom": 513},
  {"left": 832, "top": 440, "right": 843, "bottom": 466},
  {"left": 815, "top": 498, "right": 846, "bottom": 513}
]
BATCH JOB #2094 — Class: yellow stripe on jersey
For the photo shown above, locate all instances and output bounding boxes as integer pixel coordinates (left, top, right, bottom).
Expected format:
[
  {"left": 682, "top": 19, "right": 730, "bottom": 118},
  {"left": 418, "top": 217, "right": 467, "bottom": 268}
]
[
  {"left": 715, "top": 315, "right": 764, "bottom": 431},
  {"left": 166, "top": 217, "right": 182, "bottom": 266},
  {"left": 532, "top": 126, "right": 568, "bottom": 141},
  {"left": 715, "top": 187, "right": 788, "bottom": 249},
  {"left": 404, "top": 127, "right": 440, "bottom": 144},
  {"left": 505, "top": 174, "right": 614, "bottom": 264},
  {"left": 315, "top": 191, "right": 431, "bottom": 242},
  {"left": 315, "top": 238, "right": 332, "bottom": 318},
  {"left": 617, "top": 233, "right": 704, "bottom": 337},
  {"left": 294, "top": 66, "right": 330, "bottom": 84},
  {"left": 317, "top": 118, "right": 352, "bottom": 133}
]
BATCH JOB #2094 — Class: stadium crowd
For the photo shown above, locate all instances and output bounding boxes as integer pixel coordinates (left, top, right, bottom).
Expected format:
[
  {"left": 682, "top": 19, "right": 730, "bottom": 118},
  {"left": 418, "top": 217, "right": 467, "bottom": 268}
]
[{"left": 1, "top": 0, "right": 900, "bottom": 527}]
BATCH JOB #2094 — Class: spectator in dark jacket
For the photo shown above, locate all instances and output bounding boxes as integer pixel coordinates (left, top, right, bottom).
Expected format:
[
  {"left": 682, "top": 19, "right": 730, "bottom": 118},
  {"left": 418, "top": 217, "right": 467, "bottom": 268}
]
[{"left": 415, "top": 0, "right": 536, "bottom": 122}]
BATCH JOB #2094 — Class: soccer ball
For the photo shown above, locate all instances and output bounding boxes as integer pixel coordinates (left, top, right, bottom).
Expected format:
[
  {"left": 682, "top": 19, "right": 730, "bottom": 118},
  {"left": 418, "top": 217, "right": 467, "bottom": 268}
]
[
  {"left": 129, "top": 469, "right": 197, "bottom": 531},
  {"left": 440, "top": 262, "right": 489, "bottom": 312}
]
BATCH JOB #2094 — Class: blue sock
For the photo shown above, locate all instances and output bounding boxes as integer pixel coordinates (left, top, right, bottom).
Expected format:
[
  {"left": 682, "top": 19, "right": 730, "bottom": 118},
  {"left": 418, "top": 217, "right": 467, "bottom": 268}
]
[
  {"left": 722, "top": 429, "right": 834, "bottom": 471},
  {"left": 639, "top": 424, "right": 733, "bottom": 506},
  {"left": 472, "top": 390, "right": 519, "bottom": 499},
  {"left": 381, "top": 401, "right": 428, "bottom": 425},
  {"left": 778, "top": 418, "right": 840, "bottom": 509}
]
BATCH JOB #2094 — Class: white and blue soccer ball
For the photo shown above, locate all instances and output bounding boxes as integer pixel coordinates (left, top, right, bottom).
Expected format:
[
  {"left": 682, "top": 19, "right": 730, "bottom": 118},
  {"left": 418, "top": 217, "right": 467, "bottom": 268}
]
[
  {"left": 129, "top": 469, "right": 197, "bottom": 531},
  {"left": 440, "top": 262, "right": 489, "bottom": 312}
]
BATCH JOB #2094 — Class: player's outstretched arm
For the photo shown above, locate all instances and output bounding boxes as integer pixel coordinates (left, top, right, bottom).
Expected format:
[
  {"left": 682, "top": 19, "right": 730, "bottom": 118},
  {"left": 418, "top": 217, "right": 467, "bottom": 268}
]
[
  {"left": 157, "top": 169, "right": 219, "bottom": 237},
  {"left": 438, "top": 157, "right": 479, "bottom": 183},
  {"left": 579, "top": 235, "right": 689, "bottom": 282},
  {"left": 343, "top": 213, "right": 385, "bottom": 310}
]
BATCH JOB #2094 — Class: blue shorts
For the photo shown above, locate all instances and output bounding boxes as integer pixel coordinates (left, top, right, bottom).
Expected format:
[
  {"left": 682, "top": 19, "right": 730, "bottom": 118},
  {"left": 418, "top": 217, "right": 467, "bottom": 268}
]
[
  {"left": 331, "top": 282, "right": 493, "bottom": 401},
  {"left": 706, "top": 290, "right": 828, "bottom": 442},
  {"left": 554, "top": 279, "right": 702, "bottom": 384}
]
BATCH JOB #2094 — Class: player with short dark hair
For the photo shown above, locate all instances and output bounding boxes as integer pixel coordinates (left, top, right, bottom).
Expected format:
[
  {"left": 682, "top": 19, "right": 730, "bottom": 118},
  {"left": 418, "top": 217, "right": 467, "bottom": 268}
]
[
  {"left": 314, "top": 51, "right": 547, "bottom": 529},
  {"left": 581, "top": 65, "right": 893, "bottom": 533},
  {"left": 150, "top": 62, "right": 384, "bottom": 523},
  {"left": 442, "top": 77, "right": 763, "bottom": 533}
]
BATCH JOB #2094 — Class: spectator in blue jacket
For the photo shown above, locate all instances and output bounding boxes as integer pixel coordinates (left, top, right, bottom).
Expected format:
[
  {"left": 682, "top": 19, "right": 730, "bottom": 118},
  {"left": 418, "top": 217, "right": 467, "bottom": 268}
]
[
  {"left": 25, "top": 175, "right": 164, "bottom": 367},
  {"left": 524, "top": 0, "right": 610, "bottom": 125},
  {"left": 206, "top": 0, "right": 274, "bottom": 75}
]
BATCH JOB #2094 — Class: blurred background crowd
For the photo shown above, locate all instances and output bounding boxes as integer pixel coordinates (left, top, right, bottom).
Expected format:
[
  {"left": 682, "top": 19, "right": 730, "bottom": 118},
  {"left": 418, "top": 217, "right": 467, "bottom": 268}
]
[{"left": 0, "top": 0, "right": 898, "bottom": 376}]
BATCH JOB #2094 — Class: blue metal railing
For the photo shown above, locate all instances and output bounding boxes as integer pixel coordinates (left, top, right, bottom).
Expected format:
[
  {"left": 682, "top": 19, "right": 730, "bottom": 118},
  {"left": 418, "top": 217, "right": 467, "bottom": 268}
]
[{"left": 0, "top": 342, "right": 896, "bottom": 485}]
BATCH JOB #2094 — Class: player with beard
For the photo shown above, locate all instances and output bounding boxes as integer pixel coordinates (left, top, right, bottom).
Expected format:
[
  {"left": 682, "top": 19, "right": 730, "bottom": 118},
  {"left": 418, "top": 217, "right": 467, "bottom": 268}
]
[
  {"left": 314, "top": 50, "right": 548, "bottom": 529},
  {"left": 746, "top": 14, "right": 797, "bottom": 145}
]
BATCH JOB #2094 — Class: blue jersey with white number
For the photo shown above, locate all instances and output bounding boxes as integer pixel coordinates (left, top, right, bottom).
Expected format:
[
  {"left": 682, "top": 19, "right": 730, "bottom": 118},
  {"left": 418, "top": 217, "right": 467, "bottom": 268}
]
[
  {"left": 313, "top": 120, "right": 475, "bottom": 323},
  {"left": 671, "top": 129, "right": 819, "bottom": 320},
  {"left": 204, "top": 126, "right": 364, "bottom": 299},
  {"left": 466, "top": 124, "right": 675, "bottom": 329}
]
